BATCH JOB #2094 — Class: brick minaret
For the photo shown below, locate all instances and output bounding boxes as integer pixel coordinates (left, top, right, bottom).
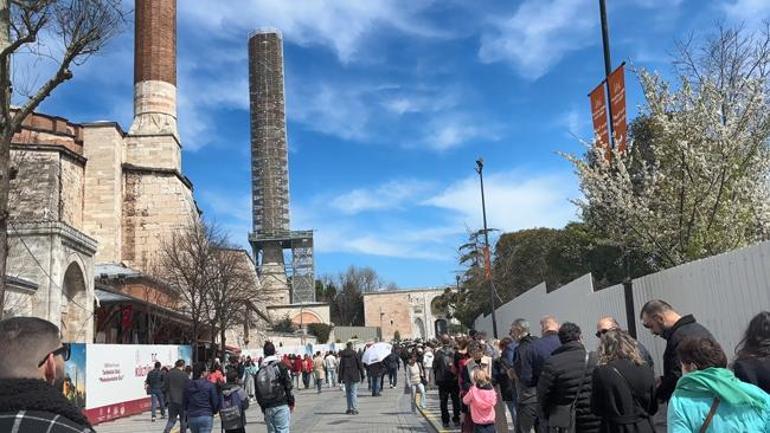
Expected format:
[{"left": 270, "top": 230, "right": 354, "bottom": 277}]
[{"left": 129, "top": 0, "right": 178, "bottom": 138}]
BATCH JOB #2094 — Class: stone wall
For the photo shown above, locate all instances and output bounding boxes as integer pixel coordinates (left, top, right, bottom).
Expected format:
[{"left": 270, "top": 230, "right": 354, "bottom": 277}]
[
  {"left": 122, "top": 166, "right": 197, "bottom": 273},
  {"left": 267, "top": 303, "right": 331, "bottom": 325},
  {"left": 82, "top": 123, "right": 125, "bottom": 264},
  {"left": 60, "top": 155, "right": 85, "bottom": 229},
  {"left": 9, "top": 150, "right": 60, "bottom": 222},
  {"left": 125, "top": 132, "right": 181, "bottom": 171},
  {"left": 364, "top": 291, "right": 411, "bottom": 340}
]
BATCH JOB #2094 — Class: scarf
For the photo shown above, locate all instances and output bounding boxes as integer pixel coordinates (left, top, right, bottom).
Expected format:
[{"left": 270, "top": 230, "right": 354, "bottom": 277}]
[{"left": 676, "top": 367, "right": 767, "bottom": 411}]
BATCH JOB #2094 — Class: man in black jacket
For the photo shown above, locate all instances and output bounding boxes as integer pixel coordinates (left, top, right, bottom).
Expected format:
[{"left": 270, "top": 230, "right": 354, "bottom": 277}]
[
  {"left": 639, "top": 300, "right": 713, "bottom": 403},
  {"left": 0, "top": 317, "right": 94, "bottom": 433},
  {"left": 434, "top": 334, "right": 461, "bottom": 428},
  {"left": 145, "top": 361, "right": 166, "bottom": 421},
  {"left": 162, "top": 359, "right": 189, "bottom": 433},
  {"left": 536, "top": 322, "right": 600, "bottom": 433},
  {"left": 255, "top": 341, "right": 294, "bottom": 432},
  {"left": 338, "top": 341, "right": 365, "bottom": 414},
  {"left": 511, "top": 318, "right": 540, "bottom": 433}
]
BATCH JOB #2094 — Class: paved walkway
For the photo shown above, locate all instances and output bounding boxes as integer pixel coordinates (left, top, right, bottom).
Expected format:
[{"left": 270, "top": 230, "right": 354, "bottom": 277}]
[
  {"left": 417, "top": 387, "right": 514, "bottom": 433},
  {"left": 97, "top": 382, "right": 435, "bottom": 433}
]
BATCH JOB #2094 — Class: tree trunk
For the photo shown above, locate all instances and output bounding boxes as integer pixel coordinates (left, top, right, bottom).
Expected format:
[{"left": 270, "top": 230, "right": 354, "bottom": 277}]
[
  {"left": 219, "top": 324, "right": 226, "bottom": 361},
  {"left": 192, "top": 320, "right": 199, "bottom": 363},
  {"left": 0, "top": 0, "right": 12, "bottom": 319}
]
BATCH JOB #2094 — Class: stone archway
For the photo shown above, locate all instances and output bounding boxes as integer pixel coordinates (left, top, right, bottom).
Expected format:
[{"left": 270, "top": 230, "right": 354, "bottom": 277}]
[
  {"left": 62, "top": 262, "right": 88, "bottom": 342},
  {"left": 414, "top": 317, "right": 426, "bottom": 340}
]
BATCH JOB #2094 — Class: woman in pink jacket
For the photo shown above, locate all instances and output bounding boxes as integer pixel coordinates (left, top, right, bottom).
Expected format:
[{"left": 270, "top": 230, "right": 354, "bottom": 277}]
[{"left": 462, "top": 369, "right": 498, "bottom": 433}]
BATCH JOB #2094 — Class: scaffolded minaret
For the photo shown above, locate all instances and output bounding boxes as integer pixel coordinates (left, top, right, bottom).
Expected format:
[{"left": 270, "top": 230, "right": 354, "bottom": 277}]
[{"left": 248, "top": 29, "right": 315, "bottom": 305}]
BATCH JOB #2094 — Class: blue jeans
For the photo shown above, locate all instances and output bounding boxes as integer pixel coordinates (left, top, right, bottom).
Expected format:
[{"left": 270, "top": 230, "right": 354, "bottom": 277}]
[
  {"left": 150, "top": 390, "right": 165, "bottom": 418},
  {"left": 345, "top": 381, "right": 359, "bottom": 411},
  {"left": 371, "top": 374, "right": 382, "bottom": 395},
  {"left": 410, "top": 383, "right": 426, "bottom": 412},
  {"left": 388, "top": 368, "right": 398, "bottom": 387},
  {"left": 188, "top": 415, "right": 213, "bottom": 433},
  {"left": 264, "top": 405, "right": 291, "bottom": 433},
  {"left": 505, "top": 400, "right": 517, "bottom": 428},
  {"left": 327, "top": 370, "right": 337, "bottom": 387}
]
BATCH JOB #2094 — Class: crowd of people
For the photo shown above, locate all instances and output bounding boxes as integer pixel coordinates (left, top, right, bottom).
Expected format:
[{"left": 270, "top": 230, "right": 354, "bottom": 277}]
[
  {"left": 389, "top": 300, "right": 770, "bottom": 433},
  {"left": 1, "top": 300, "right": 770, "bottom": 433}
]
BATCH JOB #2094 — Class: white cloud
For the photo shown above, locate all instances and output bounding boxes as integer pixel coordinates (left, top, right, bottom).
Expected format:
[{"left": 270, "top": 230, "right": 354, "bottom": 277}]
[
  {"left": 287, "top": 82, "right": 372, "bottom": 141},
  {"left": 178, "top": 0, "right": 446, "bottom": 64},
  {"left": 478, "top": 0, "right": 596, "bottom": 80},
  {"left": 421, "top": 114, "right": 501, "bottom": 151},
  {"left": 330, "top": 179, "right": 435, "bottom": 214},
  {"left": 424, "top": 171, "right": 578, "bottom": 232}
]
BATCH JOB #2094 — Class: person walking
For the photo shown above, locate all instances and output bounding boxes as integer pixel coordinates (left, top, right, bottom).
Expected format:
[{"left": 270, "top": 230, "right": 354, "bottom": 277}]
[
  {"left": 255, "top": 342, "right": 295, "bottom": 433},
  {"left": 463, "top": 369, "right": 498, "bottom": 433},
  {"left": 385, "top": 350, "right": 400, "bottom": 388},
  {"left": 313, "top": 352, "right": 326, "bottom": 393},
  {"left": 368, "top": 360, "right": 386, "bottom": 396},
  {"left": 244, "top": 358, "right": 258, "bottom": 401},
  {"left": 423, "top": 347, "right": 435, "bottom": 390},
  {"left": 338, "top": 341, "right": 366, "bottom": 415},
  {"left": 302, "top": 354, "right": 313, "bottom": 389},
  {"left": 536, "top": 322, "right": 600, "bottom": 433},
  {"left": 146, "top": 361, "right": 167, "bottom": 422},
  {"left": 291, "top": 354, "right": 302, "bottom": 389},
  {"left": 595, "top": 316, "right": 654, "bottom": 368},
  {"left": 325, "top": 351, "right": 339, "bottom": 388},
  {"left": 435, "top": 334, "right": 462, "bottom": 428},
  {"left": 406, "top": 355, "right": 427, "bottom": 413},
  {"left": 184, "top": 362, "right": 220, "bottom": 433},
  {"left": 733, "top": 311, "right": 770, "bottom": 393},
  {"left": 668, "top": 336, "right": 770, "bottom": 432},
  {"left": 510, "top": 318, "right": 540, "bottom": 433},
  {"left": 0, "top": 317, "right": 94, "bottom": 433},
  {"left": 208, "top": 364, "right": 225, "bottom": 389},
  {"left": 163, "top": 359, "right": 190, "bottom": 433},
  {"left": 591, "top": 330, "right": 657, "bottom": 433},
  {"left": 221, "top": 369, "right": 249, "bottom": 433}
]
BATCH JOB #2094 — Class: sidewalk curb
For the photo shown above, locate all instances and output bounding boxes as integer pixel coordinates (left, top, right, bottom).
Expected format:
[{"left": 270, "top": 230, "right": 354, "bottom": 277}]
[{"left": 417, "top": 404, "right": 448, "bottom": 433}]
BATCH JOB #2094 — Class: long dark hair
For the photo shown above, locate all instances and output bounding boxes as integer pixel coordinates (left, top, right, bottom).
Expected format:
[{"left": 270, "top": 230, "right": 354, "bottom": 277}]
[{"left": 736, "top": 311, "right": 770, "bottom": 359}]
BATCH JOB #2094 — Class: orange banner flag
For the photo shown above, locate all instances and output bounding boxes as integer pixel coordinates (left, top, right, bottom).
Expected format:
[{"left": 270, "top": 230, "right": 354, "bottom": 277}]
[
  {"left": 589, "top": 82, "right": 610, "bottom": 153},
  {"left": 608, "top": 64, "right": 628, "bottom": 154}
]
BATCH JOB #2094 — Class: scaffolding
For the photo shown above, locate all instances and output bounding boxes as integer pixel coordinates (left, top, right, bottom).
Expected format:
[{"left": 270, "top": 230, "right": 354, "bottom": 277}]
[
  {"left": 249, "top": 231, "right": 315, "bottom": 304},
  {"left": 248, "top": 30, "right": 315, "bottom": 303},
  {"left": 249, "top": 30, "right": 290, "bottom": 235}
]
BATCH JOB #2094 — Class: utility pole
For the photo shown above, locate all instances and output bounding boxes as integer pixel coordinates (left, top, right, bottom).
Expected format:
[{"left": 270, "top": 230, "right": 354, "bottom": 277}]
[
  {"left": 475, "top": 159, "right": 498, "bottom": 339},
  {"left": 599, "top": 0, "right": 636, "bottom": 338}
]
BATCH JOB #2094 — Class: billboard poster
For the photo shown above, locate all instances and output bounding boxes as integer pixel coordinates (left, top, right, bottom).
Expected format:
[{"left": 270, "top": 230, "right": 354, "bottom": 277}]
[
  {"left": 63, "top": 343, "right": 86, "bottom": 409},
  {"left": 84, "top": 344, "right": 191, "bottom": 424},
  {"left": 589, "top": 82, "right": 610, "bottom": 154},
  {"left": 608, "top": 64, "right": 628, "bottom": 153}
]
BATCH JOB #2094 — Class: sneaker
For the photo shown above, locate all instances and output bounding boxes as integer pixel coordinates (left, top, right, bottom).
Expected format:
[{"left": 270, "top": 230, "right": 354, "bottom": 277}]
[
  {"left": 345, "top": 409, "right": 352, "bottom": 414},
  {"left": 353, "top": 410, "right": 359, "bottom": 415},
  {"left": 151, "top": 417, "right": 156, "bottom": 422}
]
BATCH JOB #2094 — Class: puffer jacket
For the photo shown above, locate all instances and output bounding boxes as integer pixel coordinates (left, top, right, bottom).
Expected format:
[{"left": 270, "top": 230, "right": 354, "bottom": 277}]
[
  {"left": 338, "top": 348, "right": 365, "bottom": 384},
  {"left": 536, "top": 341, "right": 601, "bottom": 433}
]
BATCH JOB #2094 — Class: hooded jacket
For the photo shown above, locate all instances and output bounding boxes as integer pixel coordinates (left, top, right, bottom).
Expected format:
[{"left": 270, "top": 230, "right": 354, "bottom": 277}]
[
  {"left": 462, "top": 382, "right": 497, "bottom": 425},
  {"left": 668, "top": 367, "right": 770, "bottom": 433},
  {"left": 658, "top": 314, "right": 713, "bottom": 402},
  {"left": 0, "top": 379, "right": 94, "bottom": 433},
  {"left": 338, "top": 347, "right": 365, "bottom": 384}
]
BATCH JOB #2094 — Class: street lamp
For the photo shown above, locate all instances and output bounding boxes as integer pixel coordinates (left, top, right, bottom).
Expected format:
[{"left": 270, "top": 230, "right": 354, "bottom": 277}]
[{"left": 475, "top": 158, "right": 498, "bottom": 339}]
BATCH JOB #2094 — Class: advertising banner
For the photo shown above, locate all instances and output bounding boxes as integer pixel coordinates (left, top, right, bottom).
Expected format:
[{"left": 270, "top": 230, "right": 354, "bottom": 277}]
[
  {"left": 608, "top": 63, "right": 628, "bottom": 153},
  {"left": 84, "top": 344, "right": 191, "bottom": 424},
  {"left": 589, "top": 82, "right": 610, "bottom": 152},
  {"left": 63, "top": 343, "right": 87, "bottom": 409}
]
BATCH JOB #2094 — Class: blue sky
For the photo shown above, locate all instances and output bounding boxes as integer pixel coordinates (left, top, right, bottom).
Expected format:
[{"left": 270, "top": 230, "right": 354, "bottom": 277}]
[{"left": 32, "top": 0, "right": 770, "bottom": 289}]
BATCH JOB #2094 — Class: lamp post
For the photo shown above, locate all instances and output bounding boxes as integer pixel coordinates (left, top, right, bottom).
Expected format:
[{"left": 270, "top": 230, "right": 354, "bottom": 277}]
[{"left": 475, "top": 158, "right": 498, "bottom": 339}]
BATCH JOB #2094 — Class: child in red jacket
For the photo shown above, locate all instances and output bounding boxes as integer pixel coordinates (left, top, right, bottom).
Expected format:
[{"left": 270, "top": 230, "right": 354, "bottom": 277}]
[{"left": 462, "top": 369, "right": 498, "bottom": 433}]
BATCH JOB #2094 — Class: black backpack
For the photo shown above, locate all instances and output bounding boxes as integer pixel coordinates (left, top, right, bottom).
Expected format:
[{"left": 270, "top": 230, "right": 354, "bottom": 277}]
[
  {"left": 220, "top": 390, "right": 243, "bottom": 430},
  {"left": 433, "top": 348, "right": 456, "bottom": 383}
]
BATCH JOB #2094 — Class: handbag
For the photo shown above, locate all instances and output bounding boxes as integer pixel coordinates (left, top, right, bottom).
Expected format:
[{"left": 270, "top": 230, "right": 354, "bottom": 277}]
[{"left": 548, "top": 352, "right": 590, "bottom": 433}]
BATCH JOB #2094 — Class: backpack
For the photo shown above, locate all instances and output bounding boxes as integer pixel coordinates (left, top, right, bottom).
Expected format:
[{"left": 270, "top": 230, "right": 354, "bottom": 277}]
[
  {"left": 220, "top": 390, "right": 243, "bottom": 430},
  {"left": 433, "top": 348, "right": 456, "bottom": 384},
  {"left": 256, "top": 362, "right": 285, "bottom": 402}
]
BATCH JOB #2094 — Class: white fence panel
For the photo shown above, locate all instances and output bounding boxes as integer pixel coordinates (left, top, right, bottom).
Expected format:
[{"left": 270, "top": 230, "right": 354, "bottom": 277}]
[{"left": 473, "top": 240, "right": 770, "bottom": 374}]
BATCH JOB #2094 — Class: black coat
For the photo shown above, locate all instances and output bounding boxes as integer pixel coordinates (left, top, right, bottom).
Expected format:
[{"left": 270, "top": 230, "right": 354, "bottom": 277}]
[
  {"left": 338, "top": 348, "right": 365, "bottom": 384},
  {"left": 591, "top": 359, "right": 657, "bottom": 433},
  {"left": 733, "top": 356, "right": 770, "bottom": 394},
  {"left": 492, "top": 358, "right": 515, "bottom": 402},
  {"left": 536, "top": 341, "right": 601, "bottom": 433},
  {"left": 658, "top": 315, "right": 713, "bottom": 402}
]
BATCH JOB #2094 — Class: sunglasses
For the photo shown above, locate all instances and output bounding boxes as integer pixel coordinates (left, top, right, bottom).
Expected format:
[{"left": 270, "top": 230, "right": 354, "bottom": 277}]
[
  {"left": 595, "top": 329, "right": 609, "bottom": 339},
  {"left": 38, "top": 343, "right": 71, "bottom": 368}
]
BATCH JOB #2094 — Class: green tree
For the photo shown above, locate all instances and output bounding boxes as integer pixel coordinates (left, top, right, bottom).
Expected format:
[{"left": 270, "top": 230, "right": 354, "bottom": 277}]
[{"left": 307, "top": 323, "right": 332, "bottom": 344}]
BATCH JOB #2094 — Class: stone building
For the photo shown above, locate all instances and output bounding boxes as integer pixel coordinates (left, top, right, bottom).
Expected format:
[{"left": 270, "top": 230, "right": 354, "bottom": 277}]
[
  {"left": 363, "top": 287, "right": 450, "bottom": 341},
  {"left": 5, "top": 0, "right": 270, "bottom": 346}
]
